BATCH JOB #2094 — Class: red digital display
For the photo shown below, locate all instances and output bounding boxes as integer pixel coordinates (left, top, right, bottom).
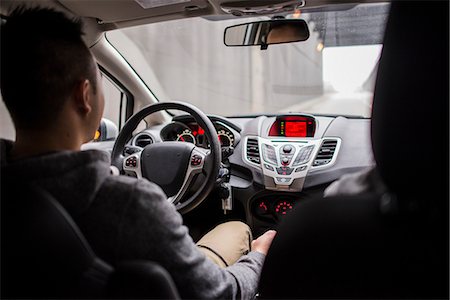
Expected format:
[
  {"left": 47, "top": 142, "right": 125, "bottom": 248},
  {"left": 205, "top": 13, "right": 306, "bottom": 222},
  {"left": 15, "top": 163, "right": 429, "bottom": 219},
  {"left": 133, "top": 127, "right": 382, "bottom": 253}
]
[
  {"left": 269, "top": 115, "right": 316, "bottom": 137},
  {"left": 285, "top": 121, "right": 307, "bottom": 137},
  {"left": 191, "top": 125, "right": 205, "bottom": 136}
]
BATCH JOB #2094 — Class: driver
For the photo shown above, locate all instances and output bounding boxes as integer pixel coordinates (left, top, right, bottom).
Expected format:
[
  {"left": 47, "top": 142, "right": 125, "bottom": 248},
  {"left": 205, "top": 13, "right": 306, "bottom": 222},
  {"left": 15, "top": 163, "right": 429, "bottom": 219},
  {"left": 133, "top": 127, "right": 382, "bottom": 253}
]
[{"left": 0, "top": 7, "right": 276, "bottom": 299}]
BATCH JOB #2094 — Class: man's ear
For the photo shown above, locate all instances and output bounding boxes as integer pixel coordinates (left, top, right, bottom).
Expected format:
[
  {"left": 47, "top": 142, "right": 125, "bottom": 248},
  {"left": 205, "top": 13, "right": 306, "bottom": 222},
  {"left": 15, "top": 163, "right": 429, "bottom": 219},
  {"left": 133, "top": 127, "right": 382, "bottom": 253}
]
[{"left": 73, "top": 79, "right": 93, "bottom": 115}]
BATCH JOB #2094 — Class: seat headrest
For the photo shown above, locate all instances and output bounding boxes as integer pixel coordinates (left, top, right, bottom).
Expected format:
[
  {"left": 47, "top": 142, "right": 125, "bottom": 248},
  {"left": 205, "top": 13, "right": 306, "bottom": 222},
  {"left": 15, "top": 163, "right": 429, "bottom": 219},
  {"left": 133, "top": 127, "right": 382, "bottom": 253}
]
[{"left": 371, "top": 1, "right": 449, "bottom": 207}]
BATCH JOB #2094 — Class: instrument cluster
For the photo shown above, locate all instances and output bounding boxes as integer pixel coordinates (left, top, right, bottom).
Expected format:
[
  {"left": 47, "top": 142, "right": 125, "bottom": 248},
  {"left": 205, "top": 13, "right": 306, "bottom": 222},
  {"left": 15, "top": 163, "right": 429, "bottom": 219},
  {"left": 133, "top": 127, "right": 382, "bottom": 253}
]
[{"left": 160, "top": 121, "right": 236, "bottom": 149}]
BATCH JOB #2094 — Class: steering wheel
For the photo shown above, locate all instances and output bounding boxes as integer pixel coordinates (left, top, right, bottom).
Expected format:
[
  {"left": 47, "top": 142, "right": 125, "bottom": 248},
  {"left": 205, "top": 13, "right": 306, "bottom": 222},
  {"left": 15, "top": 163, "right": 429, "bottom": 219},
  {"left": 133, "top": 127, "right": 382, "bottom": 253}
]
[{"left": 111, "top": 102, "right": 221, "bottom": 214}]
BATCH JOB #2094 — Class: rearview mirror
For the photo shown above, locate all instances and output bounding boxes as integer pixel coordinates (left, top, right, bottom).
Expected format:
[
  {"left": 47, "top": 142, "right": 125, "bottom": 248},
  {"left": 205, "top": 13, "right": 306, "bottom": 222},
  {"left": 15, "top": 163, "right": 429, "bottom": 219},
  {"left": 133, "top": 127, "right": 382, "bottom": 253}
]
[{"left": 224, "top": 19, "right": 309, "bottom": 50}]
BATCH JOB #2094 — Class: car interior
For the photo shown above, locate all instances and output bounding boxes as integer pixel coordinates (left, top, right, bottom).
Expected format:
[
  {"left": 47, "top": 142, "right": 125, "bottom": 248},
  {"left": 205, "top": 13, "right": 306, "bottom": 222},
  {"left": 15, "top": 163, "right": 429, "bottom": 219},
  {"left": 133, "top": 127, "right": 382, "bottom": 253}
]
[{"left": 0, "top": 0, "right": 448, "bottom": 298}]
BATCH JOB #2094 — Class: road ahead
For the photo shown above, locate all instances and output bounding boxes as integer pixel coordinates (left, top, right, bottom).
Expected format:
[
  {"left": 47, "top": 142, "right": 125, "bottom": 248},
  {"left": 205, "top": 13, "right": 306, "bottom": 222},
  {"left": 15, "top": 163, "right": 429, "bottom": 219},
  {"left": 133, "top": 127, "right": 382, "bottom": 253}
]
[{"left": 280, "top": 91, "right": 373, "bottom": 118}]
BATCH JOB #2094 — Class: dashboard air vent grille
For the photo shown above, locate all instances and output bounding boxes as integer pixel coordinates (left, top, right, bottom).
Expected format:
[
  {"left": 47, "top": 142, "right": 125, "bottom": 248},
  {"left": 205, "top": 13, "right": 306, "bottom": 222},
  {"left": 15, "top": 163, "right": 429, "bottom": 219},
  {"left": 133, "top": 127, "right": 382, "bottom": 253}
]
[
  {"left": 313, "top": 139, "right": 338, "bottom": 167},
  {"left": 134, "top": 133, "right": 153, "bottom": 148},
  {"left": 246, "top": 138, "right": 260, "bottom": 164}
]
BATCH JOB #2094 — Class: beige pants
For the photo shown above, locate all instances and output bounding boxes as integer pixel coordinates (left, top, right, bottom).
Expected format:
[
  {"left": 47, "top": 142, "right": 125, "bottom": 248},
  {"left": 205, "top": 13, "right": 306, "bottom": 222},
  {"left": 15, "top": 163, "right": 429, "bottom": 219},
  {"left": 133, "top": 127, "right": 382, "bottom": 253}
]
[{"left": 196, "top": 221, "right": 252, "bottom": 268}]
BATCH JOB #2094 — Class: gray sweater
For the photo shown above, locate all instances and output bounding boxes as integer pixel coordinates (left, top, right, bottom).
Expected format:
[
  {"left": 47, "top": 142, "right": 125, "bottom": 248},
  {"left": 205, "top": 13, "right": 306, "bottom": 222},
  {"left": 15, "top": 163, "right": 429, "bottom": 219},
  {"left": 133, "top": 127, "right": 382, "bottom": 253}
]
[{"left": 1, "top": 145, "right": 265, "bottom": 299}]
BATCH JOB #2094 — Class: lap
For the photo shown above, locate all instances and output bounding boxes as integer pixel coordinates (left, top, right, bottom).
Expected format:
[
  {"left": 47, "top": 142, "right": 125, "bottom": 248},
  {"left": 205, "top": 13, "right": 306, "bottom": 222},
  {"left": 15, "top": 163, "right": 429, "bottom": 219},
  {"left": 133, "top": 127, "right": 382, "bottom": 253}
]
[{"left": 196, "top": 221, "right": 252, "bottom": 268}]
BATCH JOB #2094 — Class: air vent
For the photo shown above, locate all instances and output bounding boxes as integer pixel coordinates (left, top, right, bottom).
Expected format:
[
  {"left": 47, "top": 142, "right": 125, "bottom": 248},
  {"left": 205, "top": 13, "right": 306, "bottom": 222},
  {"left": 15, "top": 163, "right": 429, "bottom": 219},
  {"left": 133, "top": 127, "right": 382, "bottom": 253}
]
[
  {"left": 313, "top": 139, "right": 338, "bottom": 167},
  {"left": 133, "top": 133, "right": 153, "bottom": 148},
  {"left": 246, "top": 138, "right": 260, "bottom": 164}
]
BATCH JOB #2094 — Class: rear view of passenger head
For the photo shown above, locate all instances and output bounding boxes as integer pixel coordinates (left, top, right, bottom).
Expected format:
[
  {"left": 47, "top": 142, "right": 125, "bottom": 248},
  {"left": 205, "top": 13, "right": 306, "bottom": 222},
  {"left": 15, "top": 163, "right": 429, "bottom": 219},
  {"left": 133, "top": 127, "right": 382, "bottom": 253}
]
[{"left": 0, "top": 6, "right": 97, "bottom": 130}]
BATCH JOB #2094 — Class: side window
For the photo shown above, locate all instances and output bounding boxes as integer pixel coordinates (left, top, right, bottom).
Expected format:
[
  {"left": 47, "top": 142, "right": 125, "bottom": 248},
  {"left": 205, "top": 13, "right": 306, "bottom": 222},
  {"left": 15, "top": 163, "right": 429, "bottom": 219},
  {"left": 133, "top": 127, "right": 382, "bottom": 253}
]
[
  {"left": 0, "top": 93, "right": 15, "bottom": 141},
  {"left": 101, "top": 75, "right": 126, "bottom": 129}
]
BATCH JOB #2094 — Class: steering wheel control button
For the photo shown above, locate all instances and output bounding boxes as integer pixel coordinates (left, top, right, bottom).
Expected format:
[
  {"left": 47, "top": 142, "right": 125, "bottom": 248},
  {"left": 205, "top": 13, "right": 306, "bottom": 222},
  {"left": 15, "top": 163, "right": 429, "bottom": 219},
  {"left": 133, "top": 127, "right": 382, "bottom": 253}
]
[
  {"left": 295, "top": 165, "right": 307, "bottom": 172},
  {"left": 191, "top": 154, "right": 203, "bottom": 166},
  {"left": 264, "top": 164, "right": 275, "bottom": 171},
  {"left": 276, "top": 167, "right": 293, "bottom": 175},
  {"left": 125, "top": 156, "right": 138, "bottom": 167},
  {"left": 282, "top": 144, "right": 293, "bottom": 154}
]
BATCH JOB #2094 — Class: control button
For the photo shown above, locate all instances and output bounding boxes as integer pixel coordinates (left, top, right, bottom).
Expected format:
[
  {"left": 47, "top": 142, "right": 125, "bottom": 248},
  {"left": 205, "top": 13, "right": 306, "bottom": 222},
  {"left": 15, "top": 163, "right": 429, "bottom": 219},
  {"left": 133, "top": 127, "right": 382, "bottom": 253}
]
[
  {"left": 275, "top": 177, "right": 291, "bottom": 184},
  {"left": 125, "top": 157, "right": 137, "bottom": 168},
  {"left": 295, "top": 165, "right": 307, "bottom": 172},
  {"left": 264, "top": 164, "right": 274, "bottom": 171},
  {"left": 276, "top": 167, "right": 293, "bottom": 175},
  {"left": 282, "top": 144, "right": 293, "bottom": 154},
  {"left": 281, "top": 158, "right": 290, "bottom": 165},
  {"left": 313, "top": 159, "right": 330, "bottom": 166},
  {"left": 191, "top": 154, "right": 203, "bottom": 166},
  {"left": 293, "top": 145, "right": 314, "bottom": 166}
]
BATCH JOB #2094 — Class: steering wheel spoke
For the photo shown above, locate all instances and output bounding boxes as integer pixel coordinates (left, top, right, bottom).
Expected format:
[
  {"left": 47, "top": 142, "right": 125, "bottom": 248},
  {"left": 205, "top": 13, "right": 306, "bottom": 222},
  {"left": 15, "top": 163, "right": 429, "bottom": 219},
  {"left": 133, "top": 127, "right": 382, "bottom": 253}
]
[{"left": 168, "top": 147, "right": 207, "bottom": 205}]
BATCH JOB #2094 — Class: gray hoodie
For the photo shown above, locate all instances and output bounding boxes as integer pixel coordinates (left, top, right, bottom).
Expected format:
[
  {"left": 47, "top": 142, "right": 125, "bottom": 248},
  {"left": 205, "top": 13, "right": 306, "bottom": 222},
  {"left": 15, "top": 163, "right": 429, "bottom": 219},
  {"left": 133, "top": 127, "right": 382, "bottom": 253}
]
[{"left": 1, "top": 142, "right": 265, "bottom": 299}]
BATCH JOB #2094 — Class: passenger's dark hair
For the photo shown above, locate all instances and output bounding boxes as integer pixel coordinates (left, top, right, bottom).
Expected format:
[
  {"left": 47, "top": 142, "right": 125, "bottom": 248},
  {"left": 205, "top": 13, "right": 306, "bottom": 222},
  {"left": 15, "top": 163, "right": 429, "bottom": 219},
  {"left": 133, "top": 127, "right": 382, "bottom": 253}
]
[{"left": 0, "top": 6, "right": 97, "bottom": 130}]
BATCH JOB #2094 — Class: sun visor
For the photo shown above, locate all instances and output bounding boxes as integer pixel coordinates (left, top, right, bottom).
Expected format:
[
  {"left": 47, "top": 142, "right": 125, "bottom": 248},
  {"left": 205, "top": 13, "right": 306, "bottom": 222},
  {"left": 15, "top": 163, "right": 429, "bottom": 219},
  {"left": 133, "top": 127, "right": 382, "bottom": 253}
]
[
  {"left": 134, "top": 0, "right": 191, "bottom": 9},
  {"left": 58, "top": 0, "right": 211, "bottom": 24}
]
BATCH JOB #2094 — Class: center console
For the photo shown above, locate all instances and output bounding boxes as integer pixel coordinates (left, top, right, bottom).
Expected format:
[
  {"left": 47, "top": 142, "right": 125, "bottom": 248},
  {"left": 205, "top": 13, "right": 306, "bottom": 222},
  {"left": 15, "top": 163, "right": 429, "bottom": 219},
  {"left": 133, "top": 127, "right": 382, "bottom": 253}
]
[
  {"left": 238, "top": 114, "right": 341, "bottom": 233},
  {"left": 243, "top": 114, "right": 340, "bottom": 192}
]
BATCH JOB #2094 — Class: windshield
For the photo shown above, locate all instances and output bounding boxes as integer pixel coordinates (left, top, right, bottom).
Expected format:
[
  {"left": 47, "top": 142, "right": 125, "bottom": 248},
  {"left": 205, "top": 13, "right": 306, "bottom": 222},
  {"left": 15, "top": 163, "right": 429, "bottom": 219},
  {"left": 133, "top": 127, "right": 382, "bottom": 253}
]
[{"left": 107, "top": 3, "right": 389, "bottom": 118}]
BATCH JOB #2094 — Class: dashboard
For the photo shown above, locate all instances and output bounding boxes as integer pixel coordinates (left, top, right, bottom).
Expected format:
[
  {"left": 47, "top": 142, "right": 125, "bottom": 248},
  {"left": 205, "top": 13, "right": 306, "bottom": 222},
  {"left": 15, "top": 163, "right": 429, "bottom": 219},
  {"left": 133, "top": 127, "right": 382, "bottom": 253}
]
[{"left": 99, "top": 112, "right": 374, "bottom": 235}]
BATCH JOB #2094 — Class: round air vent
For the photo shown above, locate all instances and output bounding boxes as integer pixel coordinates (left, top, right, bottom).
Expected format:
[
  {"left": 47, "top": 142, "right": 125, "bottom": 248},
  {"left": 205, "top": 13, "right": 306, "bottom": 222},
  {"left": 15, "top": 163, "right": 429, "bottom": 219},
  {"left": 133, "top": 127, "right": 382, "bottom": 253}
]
[{"left": 133, "top": 133, "right": 154, "bottom": 148}]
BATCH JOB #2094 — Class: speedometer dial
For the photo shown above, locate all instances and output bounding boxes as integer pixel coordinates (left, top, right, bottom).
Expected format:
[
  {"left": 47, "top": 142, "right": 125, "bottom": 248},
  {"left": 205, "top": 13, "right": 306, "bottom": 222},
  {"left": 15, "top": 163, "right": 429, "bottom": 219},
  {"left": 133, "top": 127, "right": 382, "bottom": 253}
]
[
  {"left": 217, "top": 129, "right": 234, "bottom": 147},
  {"left": 177, "top": 129, "right": 196, "bottom": 144}
]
